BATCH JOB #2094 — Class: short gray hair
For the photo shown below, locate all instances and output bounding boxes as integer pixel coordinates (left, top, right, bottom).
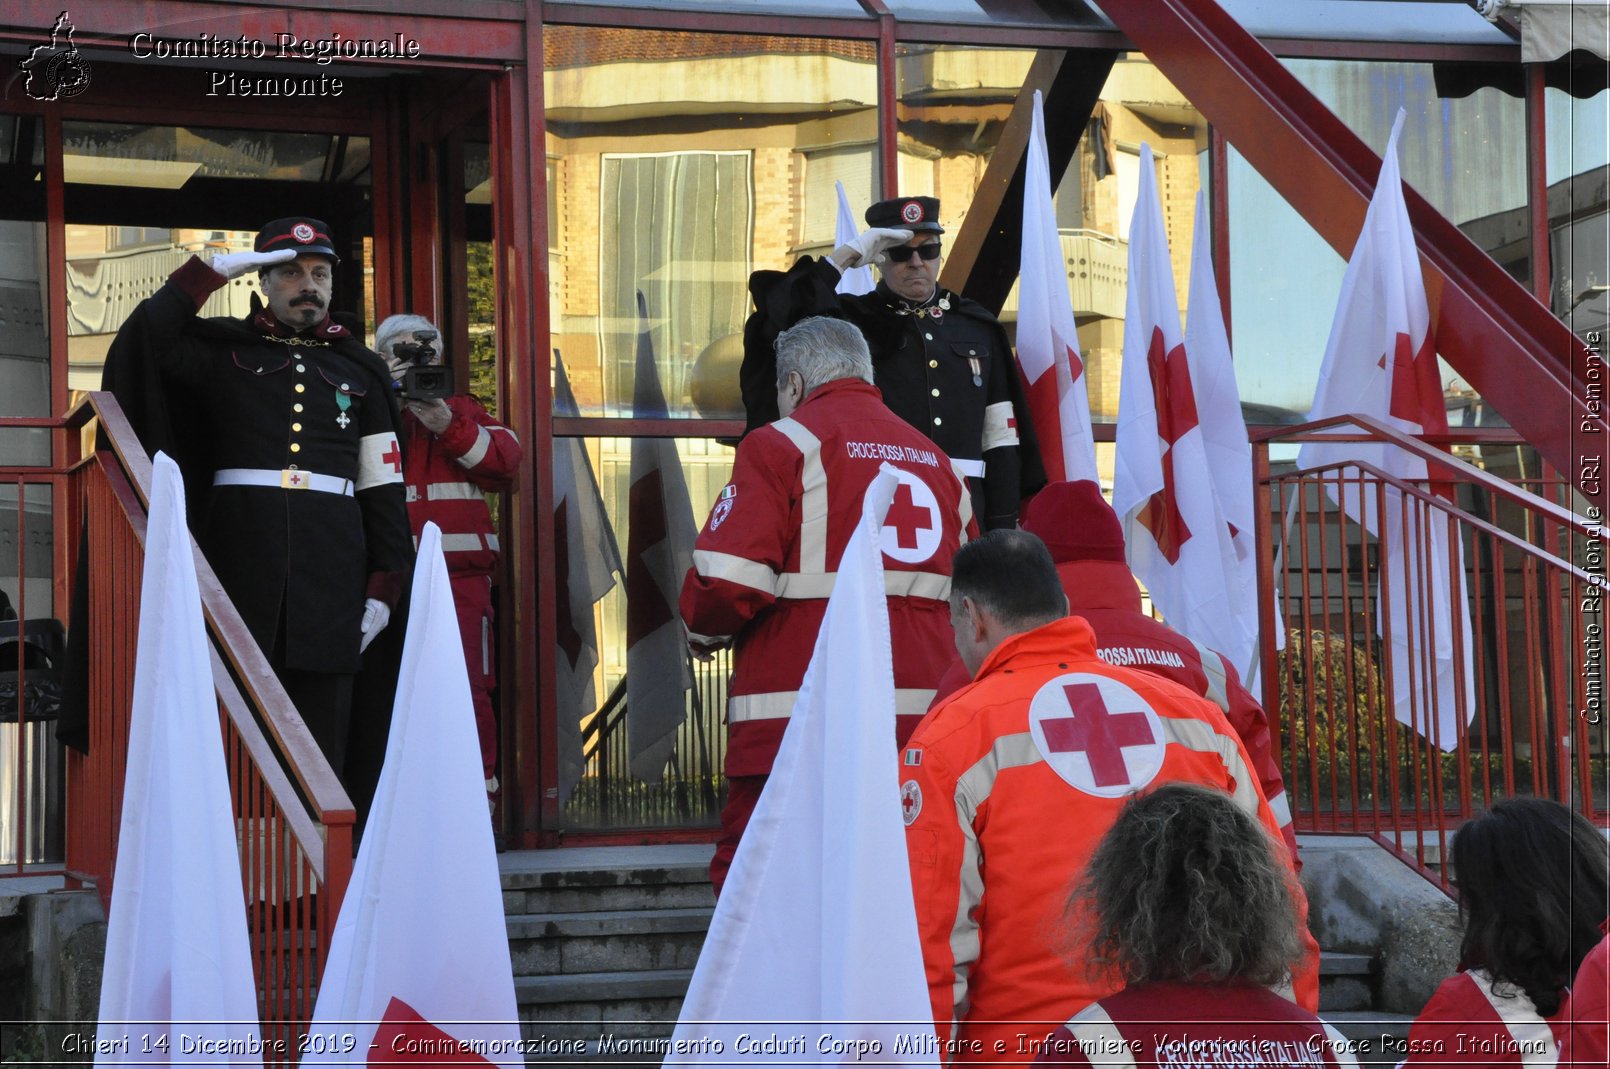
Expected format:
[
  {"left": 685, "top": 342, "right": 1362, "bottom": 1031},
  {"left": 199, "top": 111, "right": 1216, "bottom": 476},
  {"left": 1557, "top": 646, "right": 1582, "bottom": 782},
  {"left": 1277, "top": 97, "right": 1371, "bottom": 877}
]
[
  {"left": 375, "top": 313, "right": 438, "bottom": 356},
  {"left": 774, "top": 316, "right": 874, "bottom": 397}
]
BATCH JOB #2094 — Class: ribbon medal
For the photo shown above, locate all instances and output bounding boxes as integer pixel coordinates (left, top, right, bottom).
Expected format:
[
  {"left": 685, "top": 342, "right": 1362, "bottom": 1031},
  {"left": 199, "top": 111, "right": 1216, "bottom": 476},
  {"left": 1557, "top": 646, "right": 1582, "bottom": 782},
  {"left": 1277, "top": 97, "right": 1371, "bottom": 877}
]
[
  {"left": 335, "top": 389, "right": 353, "bottom": 429},
  {"left": 969, "top": 357, "right": 983, "bottom": 387}
]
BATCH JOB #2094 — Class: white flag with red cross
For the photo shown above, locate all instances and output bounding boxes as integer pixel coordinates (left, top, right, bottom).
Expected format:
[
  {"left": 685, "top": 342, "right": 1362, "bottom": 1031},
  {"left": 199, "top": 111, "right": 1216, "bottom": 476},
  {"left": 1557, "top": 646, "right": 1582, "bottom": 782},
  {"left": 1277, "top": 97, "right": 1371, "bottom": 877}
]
[
  {"left": 1113, "top": 143, "right": 1253, "bottom": 682},
  {"left": 305, "top": 524, "right": 521, "bottom": 1068},
  {"left": 1016, "top": 89, "right": 1099, "bottom": 484},
  {"left": 95, "top": 453, "right": 263, "bottom": 1067},
  {"left": 1297, "top": 110, "right": 1475, "bottom": 751},
  {"left": 553, "top": 355, "right": 623, "bottom": 806},
  {"left": 1182, "top": 189, "right": 1282, "bottom": 693},
  {"left": 626, "top": 290, "right": 698, "bottom": 783},
  {"left": 666, "top": 466, "right": 937, "bottom": 1065}
]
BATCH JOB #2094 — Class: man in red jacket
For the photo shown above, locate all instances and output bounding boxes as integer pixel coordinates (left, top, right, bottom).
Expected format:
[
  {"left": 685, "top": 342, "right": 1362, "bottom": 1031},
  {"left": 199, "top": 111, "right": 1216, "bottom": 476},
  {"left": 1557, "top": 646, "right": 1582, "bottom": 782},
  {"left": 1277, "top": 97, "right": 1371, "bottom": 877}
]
[
  {"left": 929, "top": 479, "right": 1295, "bottom": 862},
  {"left": 376, "top": 314, "right": 523, "bottom": 809},
  {"left": 681, "top": 315, "right": 975, "bottom": 893},
  {"left": 906, "top": 530, "right": 1318, "bottom": 1063}
]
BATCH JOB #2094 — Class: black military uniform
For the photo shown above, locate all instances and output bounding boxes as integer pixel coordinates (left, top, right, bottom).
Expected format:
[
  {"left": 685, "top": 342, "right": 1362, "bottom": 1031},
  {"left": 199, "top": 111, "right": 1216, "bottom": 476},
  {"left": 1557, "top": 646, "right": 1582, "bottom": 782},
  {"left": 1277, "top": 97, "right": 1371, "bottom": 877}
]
[
  {"left": 103, "top": 220, "right": 411, "bottom": 771},
  {"left": 740, "top": 196, "right": 1044, "bottom": 529}
]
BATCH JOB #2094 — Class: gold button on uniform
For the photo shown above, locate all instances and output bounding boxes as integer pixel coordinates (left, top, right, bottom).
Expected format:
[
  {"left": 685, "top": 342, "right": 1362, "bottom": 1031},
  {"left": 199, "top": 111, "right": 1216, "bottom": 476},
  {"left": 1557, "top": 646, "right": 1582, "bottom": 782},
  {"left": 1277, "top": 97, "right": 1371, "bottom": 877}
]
[
  {"left": 295, "top": 383, "right": 305, "bottom": 394},
  {"left": 294, "top": 403, "right": 304, "bottom": 412},
  {"left": 292, "top": 422, "right": 302, "bottom": 432},
  {"left": 931, "top": 388, "right": 940, "bottom": 397},
  {"left": 290, "top": 443, "right": 301, "bottom": 453},
  {"left": 929, "top": 360, "right": 938, "bottom": 368},
  {"left": 296, "top": 364, "right": 306, "bottom": 373}
]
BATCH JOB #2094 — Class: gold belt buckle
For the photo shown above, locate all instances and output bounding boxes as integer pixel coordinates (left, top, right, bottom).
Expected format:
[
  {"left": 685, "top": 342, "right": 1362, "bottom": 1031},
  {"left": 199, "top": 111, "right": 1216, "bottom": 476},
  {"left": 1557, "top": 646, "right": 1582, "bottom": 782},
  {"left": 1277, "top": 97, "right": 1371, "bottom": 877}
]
[{"left": 280, "top": 469, "right": 310, "bottom": 490}]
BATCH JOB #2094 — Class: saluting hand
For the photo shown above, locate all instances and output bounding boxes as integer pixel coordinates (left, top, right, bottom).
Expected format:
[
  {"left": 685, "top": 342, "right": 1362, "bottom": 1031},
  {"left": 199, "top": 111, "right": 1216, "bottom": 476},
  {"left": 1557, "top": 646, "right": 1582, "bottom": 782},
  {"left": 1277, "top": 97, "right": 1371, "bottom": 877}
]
[
  {"left": 210, "top": 248, "right": 296, "bottom": 280},
  {"left": 405, "top": 398, "right": 453, "bottom": 434}
]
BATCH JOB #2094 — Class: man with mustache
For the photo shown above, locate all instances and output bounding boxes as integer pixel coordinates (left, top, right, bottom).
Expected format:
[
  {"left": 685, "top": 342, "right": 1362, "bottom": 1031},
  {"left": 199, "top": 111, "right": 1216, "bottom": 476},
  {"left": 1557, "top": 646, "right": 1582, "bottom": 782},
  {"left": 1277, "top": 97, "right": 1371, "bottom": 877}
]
[{"left": 103, "top": 217, "right": 412, "bottom": 784}]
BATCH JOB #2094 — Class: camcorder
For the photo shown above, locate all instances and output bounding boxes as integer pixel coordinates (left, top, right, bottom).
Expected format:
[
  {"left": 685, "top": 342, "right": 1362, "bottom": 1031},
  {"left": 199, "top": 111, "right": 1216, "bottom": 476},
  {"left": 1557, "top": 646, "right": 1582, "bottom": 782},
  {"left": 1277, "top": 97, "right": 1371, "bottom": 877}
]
[{"left": 391, "top": 331, "right": 453, "bottom": 400}]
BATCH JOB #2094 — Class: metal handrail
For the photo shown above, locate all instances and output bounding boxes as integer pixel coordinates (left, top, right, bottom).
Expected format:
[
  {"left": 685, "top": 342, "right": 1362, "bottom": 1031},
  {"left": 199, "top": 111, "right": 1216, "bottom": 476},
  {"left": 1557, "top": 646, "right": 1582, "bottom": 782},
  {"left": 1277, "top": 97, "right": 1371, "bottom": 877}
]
[
  {"left": 78, "top": 392, "right": 355, "bottom": 877},
  {"left": 1253, "top": 417, "right": 1600, "bottom": 891},
  {"left": 42, "top": 394, "right": 355, "bottom": 1052}
]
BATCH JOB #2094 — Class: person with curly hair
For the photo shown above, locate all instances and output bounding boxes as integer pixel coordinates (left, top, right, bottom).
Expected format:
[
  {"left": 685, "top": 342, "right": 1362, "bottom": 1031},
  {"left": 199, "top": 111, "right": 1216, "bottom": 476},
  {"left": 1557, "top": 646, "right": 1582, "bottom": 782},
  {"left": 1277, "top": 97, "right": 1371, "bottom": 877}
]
[
  {"left": 1404, "top": 797, "right": 1609, "bottom": 1068},
  {"left": 1031, "top": 783, "right": 1350, "bottom": 1068}
]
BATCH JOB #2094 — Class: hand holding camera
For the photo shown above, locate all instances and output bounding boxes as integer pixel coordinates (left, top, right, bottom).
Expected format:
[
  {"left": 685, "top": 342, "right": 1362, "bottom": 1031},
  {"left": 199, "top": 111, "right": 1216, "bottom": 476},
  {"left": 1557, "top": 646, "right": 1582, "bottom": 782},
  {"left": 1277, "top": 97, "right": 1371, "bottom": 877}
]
[{"left": 406, "top": 397, "right": 453, "bottom": 433}]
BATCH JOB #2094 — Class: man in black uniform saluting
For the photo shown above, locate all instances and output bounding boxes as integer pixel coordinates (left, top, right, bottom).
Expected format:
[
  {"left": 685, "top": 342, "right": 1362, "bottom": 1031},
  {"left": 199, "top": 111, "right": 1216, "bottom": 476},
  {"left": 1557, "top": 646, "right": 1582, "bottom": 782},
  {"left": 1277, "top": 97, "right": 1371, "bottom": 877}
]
[
  {"left": 740, "top": 195, "right": 1044, "bottom": 529},
  {"left": 103, "top": 218, "right": 412, "bottom": 779}
]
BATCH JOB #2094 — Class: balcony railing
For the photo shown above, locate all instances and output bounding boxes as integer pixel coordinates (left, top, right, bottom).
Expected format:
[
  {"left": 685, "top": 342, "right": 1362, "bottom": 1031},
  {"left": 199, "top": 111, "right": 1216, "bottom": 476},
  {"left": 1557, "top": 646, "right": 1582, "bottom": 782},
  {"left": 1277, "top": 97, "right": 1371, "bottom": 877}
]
[
  {"left": 3, "top": 394, "right": 354, "bottom": 1061},
  {"left": 1255, "top": 415, "right": 1600, "bottom": 888}
]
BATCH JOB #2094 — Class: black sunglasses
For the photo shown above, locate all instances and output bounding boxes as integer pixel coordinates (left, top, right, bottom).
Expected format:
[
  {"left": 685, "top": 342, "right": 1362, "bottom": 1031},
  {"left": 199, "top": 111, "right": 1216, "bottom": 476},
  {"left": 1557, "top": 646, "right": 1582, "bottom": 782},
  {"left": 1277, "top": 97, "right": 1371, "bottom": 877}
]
[{"left": 884, "top": 242, "right": 942, "bottom": 263}]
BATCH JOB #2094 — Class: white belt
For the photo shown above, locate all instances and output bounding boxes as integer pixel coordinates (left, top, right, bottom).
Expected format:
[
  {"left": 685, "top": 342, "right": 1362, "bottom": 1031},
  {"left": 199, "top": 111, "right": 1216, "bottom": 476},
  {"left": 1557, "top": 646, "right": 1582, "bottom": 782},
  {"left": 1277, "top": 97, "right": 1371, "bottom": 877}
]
[
  {"left": 214, "top": 468, "right": 354, "bottom": 496},
  {"left": 953, "top": 459, "right": 986, "bottom": 479}
]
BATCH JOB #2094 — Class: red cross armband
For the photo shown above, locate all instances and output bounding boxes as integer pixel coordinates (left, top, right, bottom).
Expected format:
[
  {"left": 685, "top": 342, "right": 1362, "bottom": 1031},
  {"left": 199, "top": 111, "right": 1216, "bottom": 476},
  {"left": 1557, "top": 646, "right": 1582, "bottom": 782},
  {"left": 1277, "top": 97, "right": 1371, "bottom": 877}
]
[
  {"left": 981, "top": 401, "right": 1019, "bottom": 452},
  {"left": 357, "top": 432, "right": 405, "bottom": 491}
]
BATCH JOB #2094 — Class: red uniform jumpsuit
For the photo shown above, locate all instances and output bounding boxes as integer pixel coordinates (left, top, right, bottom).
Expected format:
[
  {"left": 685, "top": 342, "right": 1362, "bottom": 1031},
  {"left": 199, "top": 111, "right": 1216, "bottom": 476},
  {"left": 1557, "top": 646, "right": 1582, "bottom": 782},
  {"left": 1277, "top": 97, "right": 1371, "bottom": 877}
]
[
  {"left": 904, "top": 616, "right": 1320, "bottom": 1065},
  {"left": 1562, "top": 937, "right": 1609, "bottom": 1068},
  {"left": 680, "top": 377, "right": 974, "bottom": 893},
  {"left": 1404, "top": 970, "right": 1568, "bottom": 1068},
  {"left": 399, "top": 394, "right": 522, "bottom": 780},
  {"left": 1032, "top": 982, "right": 1359, "bottom": 1068}
]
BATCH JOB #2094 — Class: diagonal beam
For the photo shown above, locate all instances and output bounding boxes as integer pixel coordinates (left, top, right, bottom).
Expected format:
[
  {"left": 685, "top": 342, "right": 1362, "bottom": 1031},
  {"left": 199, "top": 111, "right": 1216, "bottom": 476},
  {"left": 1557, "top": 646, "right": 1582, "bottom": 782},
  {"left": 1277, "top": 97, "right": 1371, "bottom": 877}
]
[
  {"left": 1102, "top": 0, "right": 1602, "bottom": 512},
  {"left": 941, "top": 48, "right": 1118, "bottom": 316}
]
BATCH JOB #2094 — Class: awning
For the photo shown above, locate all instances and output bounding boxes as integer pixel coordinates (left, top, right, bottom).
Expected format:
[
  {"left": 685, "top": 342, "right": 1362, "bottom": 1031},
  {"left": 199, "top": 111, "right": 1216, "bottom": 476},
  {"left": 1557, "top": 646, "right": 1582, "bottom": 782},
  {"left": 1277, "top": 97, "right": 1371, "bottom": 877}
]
[{"left": 1480, "top": 0, "right": 1609, "bottom": 62}]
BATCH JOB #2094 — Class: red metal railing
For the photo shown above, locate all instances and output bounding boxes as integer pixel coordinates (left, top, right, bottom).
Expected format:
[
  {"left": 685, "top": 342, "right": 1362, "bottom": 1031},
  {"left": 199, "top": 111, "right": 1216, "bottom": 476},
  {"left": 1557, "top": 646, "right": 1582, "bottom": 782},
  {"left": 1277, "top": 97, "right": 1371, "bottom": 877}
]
[
  {"left": 15, "top": 394, "right": 356, "bottom": 1058},
  {"left": 1255, "top": 415, "right": 1602, "bottom": 889}
]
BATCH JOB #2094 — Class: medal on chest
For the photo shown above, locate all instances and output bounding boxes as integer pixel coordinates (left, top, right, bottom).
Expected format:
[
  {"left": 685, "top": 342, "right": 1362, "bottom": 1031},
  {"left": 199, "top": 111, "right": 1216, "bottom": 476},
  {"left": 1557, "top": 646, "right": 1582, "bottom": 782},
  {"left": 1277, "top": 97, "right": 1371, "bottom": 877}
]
[
  {"left": 335, "top": 389, "right": 353, "bottom": 429},
  {"left": 968, "top": 356, "right": 982, "bottom": 387}
]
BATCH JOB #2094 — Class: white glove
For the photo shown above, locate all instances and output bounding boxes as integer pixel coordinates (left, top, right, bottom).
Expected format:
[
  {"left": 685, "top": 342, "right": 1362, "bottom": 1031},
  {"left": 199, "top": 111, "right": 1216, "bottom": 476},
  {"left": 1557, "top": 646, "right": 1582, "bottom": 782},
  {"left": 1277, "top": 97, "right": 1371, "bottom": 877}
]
[
  {"left": 359, "top": 597, "right": 391, "bottom": 653},
  {"left": 832, "top": 227, "right": 914, "bottom": 270},
  {"left": 210, "top": 248, "right": 296, "bottom": 280}
]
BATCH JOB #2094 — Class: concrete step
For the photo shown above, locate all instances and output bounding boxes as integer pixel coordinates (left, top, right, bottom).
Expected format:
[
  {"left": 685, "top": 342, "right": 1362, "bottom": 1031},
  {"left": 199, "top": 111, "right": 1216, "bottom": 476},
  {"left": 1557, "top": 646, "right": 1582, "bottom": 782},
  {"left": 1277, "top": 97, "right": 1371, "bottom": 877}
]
[
  {"left": 1323, "top": 1011, "right": 1415, "bottom": 1069},
  {"left": 1318, "top": 950, "right": 1376, "bottom": 1013},
  {"left": 515, "top": 969, "right": 693, "bottom": 1046},
  {"left": 507, "top": 907, "right": 713, "bottom": 976},
  {"left": 499, "top": 846, "right": 715, "bottom": 916}
]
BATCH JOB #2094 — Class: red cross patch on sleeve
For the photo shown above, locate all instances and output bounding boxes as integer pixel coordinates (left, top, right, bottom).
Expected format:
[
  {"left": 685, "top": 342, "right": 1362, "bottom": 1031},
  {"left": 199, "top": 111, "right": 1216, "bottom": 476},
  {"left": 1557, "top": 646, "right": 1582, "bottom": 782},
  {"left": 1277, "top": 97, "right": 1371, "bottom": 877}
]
[{"left": 357, "top": 432, "right": 405, "bottom": 491}]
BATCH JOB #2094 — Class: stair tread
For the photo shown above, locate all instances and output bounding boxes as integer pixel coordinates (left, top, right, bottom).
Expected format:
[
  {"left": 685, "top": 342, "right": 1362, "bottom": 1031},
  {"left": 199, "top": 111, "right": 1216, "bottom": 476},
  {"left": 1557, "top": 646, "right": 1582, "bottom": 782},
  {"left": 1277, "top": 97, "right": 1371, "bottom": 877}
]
[
  {"left": 1319, "top": 951, "right": 1374, "bottom": 975},
  {"left": 508, "top": 907, "right": 714, "bottom": 937},
  {"left": 516, "top": 968, "right": 695, "bottom": 1003}
]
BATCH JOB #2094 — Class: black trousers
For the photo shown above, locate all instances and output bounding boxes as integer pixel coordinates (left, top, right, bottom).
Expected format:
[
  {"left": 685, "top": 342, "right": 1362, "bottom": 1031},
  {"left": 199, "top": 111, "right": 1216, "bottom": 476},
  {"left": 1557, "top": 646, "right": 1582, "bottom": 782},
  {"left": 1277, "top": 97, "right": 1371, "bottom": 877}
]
[{"left": 269, "top": 607, "right": 355, "bottom": 776}]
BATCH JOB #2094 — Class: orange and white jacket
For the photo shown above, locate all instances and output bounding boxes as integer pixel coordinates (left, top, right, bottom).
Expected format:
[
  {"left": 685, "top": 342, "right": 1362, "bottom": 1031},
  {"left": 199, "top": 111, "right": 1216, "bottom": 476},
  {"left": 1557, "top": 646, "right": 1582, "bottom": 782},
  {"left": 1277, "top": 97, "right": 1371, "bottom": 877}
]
[
  {"left": 903, "top": 616, "right": 1320, "bottom": 1065},
  {"left": 680, "top": 377, "right": 974, "bottom": 777}
]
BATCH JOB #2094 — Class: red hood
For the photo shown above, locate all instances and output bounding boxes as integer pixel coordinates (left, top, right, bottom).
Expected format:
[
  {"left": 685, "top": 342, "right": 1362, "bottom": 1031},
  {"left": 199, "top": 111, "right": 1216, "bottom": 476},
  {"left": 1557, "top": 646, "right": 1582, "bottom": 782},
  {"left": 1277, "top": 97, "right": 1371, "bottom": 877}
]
[{"left": 1057, "top": 558, "right": 1145, "bottom": 614}]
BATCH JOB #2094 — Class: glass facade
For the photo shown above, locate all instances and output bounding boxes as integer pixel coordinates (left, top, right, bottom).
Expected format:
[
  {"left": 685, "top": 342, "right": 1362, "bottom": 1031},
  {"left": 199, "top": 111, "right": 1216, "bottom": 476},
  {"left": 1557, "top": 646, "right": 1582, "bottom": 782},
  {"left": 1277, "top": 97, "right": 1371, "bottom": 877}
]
[
  {"left": 0, "top": 116, "right": 48, "bottom": 466},
  {"left": 1547, "top": 87, "right": 1610, "bottom": 341},
  {"left": 0, "top": 0, "right": 1597, "bottom": 839},
  {"left": 57, "top": 122, "right": 375, "bottom": 394},
  {"left": 1228, "top": 60, "right": 1527, "bottom": 420},
  {"left": 544, "top": 24, "right": 878, "bottom": 420}
]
